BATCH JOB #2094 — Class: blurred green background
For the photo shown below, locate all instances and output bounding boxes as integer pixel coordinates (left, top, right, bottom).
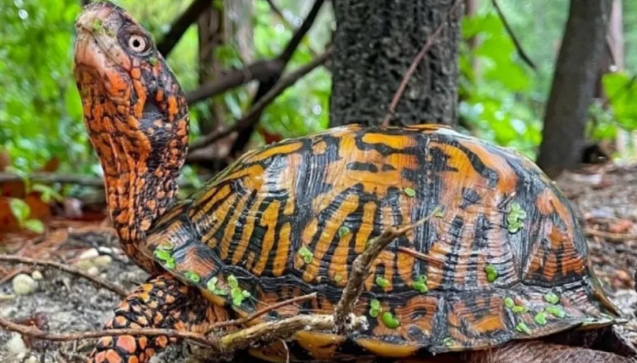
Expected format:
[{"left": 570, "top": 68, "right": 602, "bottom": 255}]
[{"left": 1, "top": 0, "right": 637, "bottom": 186}]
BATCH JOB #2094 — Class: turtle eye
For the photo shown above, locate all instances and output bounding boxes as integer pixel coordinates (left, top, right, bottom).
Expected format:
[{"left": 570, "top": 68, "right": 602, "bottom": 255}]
[{"left": 127, "top": 34, "right": 148, "bottom": 53}]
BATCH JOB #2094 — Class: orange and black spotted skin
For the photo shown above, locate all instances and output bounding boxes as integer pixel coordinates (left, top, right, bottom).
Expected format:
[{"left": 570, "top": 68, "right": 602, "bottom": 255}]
[{"left": 73, "top": 2, "right": 626, "bottom": 363}]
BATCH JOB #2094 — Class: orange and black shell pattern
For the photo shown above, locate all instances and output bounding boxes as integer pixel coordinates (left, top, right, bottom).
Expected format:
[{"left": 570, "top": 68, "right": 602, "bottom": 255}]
[{"left": 139, "top": 123, "right": 620, "bottom": 360}]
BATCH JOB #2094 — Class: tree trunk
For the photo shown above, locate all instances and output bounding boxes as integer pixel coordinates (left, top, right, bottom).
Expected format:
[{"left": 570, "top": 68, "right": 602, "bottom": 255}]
[
  {"left": 329, "top": 0, "right": 461, "bottom": 127},
  {"left": 197, "top": 4, "right": 226, "bottom": 135},
  {"left": 536, "top": 0, "right": 611, "bottom": 178}
]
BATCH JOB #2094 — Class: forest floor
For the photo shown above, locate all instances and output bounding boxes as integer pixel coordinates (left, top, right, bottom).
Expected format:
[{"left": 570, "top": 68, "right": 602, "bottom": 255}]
[{"left": 1, "top": 163, "right": 637, "bottom": 362}]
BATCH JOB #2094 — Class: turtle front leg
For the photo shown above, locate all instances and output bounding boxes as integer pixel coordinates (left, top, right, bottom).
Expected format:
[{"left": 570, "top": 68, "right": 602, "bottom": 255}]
[
  {"left": 464, "top": 341, "right": 634, "bottom": 363},
  {"left": 88, "top": 273, "right": 230, "bottom": 363}
]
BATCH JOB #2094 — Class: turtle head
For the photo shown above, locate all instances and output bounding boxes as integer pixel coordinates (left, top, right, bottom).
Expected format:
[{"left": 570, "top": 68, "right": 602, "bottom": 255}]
[{"left": 73, "top": 1, "right": 189, "bottom": 269}]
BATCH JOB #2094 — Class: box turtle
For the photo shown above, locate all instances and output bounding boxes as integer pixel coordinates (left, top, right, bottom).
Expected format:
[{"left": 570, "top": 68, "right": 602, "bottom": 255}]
[{"left": 73, "top": 2, "right": 637, "bottom": 363}]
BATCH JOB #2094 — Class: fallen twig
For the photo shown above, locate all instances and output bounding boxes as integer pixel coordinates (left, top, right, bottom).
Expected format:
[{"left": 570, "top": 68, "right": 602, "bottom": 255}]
[
  {"left": 0, "top": 313, "right": 213, "bottom": 347},
  {"left": 584, "top": 228, "right": 637, "bottom": 243},
  {"left": 217, "top": 314, "right": 365, "bottom": 353},
  {"left": 206, "top": 292, "right": 317, "bottom": 332},
  {"left": 333, "top": 207, "right": 440, "bottom": 334},
  {"left": 188, "top": 49, "right": 331, "bottom": 152},
  {"left": 491, "top": 0, "right": 537, "bottom": 71},
  {"left": 0, "top": 254, "right": 127, "bottom": 297},
  {"left": 381, "top": 0, "right": 465, "bottom": 126},
  {"left": 0, "top": 308, "right": 365, "bottom": 356}
]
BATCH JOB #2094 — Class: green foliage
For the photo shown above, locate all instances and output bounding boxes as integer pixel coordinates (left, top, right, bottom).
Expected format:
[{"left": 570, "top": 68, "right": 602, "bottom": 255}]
[
  {"left": 8, "top": 198, "right": 44, "bottom": 233},
  {"left": 0, "top": 0, "right": 90, "bottom": 173},
  {"left": 458, "top": 11, "right": 541, "bottom": 159}
]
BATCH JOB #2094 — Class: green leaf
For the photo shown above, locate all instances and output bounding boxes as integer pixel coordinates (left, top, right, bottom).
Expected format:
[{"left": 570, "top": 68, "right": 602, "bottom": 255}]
[
  {"left": 484, "top": 264, "right": 498, "bottom": 282},
  {"left": 9, "top": 198, "right": 30, "bottom": 222},
  {"left": 434, "top": 207, "right": 445, "bottom": 218},
  {"left": 381, "top": 312, "right": 400, "bottom": 329},
  {"left": 506, "top": 202, "right": 527, "bottom": 233},
  {"left": 515, "top": 321, "right": 531, "bottom": 335},
  {"left": 403, "top": 187, "right": 416, "bottom": 197},
  {"left": 512, "top": 305, "right": 528, "bottom": 314},
  {"left": 545, "top": 306, "right": 566, "bottom": 318},
  {"left": 23, "top": 219, "right": 44, "bottom": 233},
  {"left": 299, "top": 246, "right": 314, "bottom": 264},
  {"left": 534, "top": 312, "right": 547, "bottom": 326},
  {"left": 375, "top": 276, "right": 389, "bottom": 288},
  {"left": 543, "top": 292, "right": 560, "bottom": 305},
  {"left": 154, "top": 249, "right": 172, "bottom": 261},
  {"left": 338, "top": 226, "right": 351, "bottom": 238},
  {"left": 369, "top": 300, "right": 381, "bottom": 318},
  {"left": 227, "top": 275, "right": 239, "bottom": 288},
  {"left": 504, "top": 297, "right": 515, "bottom": 308},
  {"left": 184, "top": 271, "right": 201, "bottom": 283},
  {"left": 32, "top": 183, "right": 63, "bottom": 203},
  {"left": 164, "top": 258, "right": 176, "bottom": 270},
  {"left": 411, "top": 275, "right": 428, "bottom": 293}
]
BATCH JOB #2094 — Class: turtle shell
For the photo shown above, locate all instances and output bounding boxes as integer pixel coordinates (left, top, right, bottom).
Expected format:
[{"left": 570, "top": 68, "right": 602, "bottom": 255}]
[{"left": 140, "top": 124, "right": 620, "bottom": 360}]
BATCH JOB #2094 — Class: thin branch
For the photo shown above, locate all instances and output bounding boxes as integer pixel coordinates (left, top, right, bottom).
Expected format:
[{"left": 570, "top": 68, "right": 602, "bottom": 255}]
[
  {"left": 229, "top": 0, "right": 326, "bottom": 156},
  {"left": 265, "top": 0, "right": 319, "bottom": 57},
  {"left": 0, "top": 255, "right": 127, "bottom": 297},
  {"left": 491, "top": 0, "right": 537, "bottom": 71},
  {"left": 265, "top": 0, "right": 295, "bottom": 29},
  {"left": 185, "top": 59, "right": 284, "bottom": 105},
  {"left": 0, "top": 309, "right": 365, "bottom": 355},
  {"left": 381, "top": 0, "right": 465, "bottom": 127},
  {"left": 277, "top": 0, "right": 325, "bottom": 65},
  {"left": 217, "top": 314, "right": 365, "bottom": 353},
  {"left": 205, "top": 293, "right": 318, "bottom": 332},
  {"left": 157, "top": 0, "right": 213, "bottom": 57},
  {"left": 333, "top": 207, "right": 441, "bottom": 334},
  {"left": 0, "top": 172, "right": 104, "bottom": 187},
  {"left": 188, "top": 49, "right": 331, "bottom": 152},
  {"left": 0, "top": 314, "right": 213, "bottom": 347}
]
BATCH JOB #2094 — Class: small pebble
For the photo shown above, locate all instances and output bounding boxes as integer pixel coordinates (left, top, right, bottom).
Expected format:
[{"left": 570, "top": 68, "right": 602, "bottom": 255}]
[
  {"left": 93, "top": 255, "right": 113, "bottom": 267},
  {"left": 78, "top": 248, "right": 99, "bottom": 260},
  {"left": 98, "top": 247, "right": 113, "bottom": 254},
  {"left": 6, "top": 333, "right": 27, "bottom": 355},
  {"left": 31, "top": 270, "right": 43, "bottom": 280},
  {"left": 87, "top": 266, "right": 99, "bottom": 276},
  {"left": 24, "top": 356, "right": 38, "bottom": 363},
  {"left": 75, "top": 259, "right": 94, "bottom": 271},
  {"left": 12, "top": 274, "right": 37, "bottom": 295}
]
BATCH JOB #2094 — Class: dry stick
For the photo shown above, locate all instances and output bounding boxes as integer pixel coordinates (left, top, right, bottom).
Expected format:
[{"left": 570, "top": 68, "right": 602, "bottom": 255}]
[
  {"left": 0, "top": 306, "right": 365, "bottom": 355},
  {"left": 491, "top": 0, "right": 536, "bottom": 71},
  {"left": 205, "top": 292, "right": 318, "bottom": 333},
  {"left": 217, "top": 314, "right": 366, "bottom": 353},
  {"left": 0, "top": 254, "right": 127, "bottom": 297},
  {"left": 381, "top": 0, "right": 465, "bottom": 127},
  {"left": 0, "top": 292, "right": 323, "bottom": 350},
  {"left": 584, "top": 228, "right": 637, "bottom": 242},
  {"left": 333, "top": 208, "right": 441, "bottom": 334},
  {"left": 188, "top": 49, "right": 331, "bottom": 152},
  {"left": 0, "top": 314, "right": 213, "bottom": 347}
]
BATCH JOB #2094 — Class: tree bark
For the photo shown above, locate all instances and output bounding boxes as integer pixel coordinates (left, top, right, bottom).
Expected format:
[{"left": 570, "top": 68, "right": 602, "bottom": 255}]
[
  {"left": 197, "top": 3, "right": 226, "bottom": 135},
  {"left": 329, "top": 0, "right": 461, "bottom": 127},
  {"left": 536, "top": 0, "right": 612, "bottom": 178}
]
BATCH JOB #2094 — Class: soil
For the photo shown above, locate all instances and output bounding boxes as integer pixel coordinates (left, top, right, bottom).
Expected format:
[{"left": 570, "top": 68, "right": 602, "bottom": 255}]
[{"left": 1, "top": 162, "right": 637, "bottom": 362}]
